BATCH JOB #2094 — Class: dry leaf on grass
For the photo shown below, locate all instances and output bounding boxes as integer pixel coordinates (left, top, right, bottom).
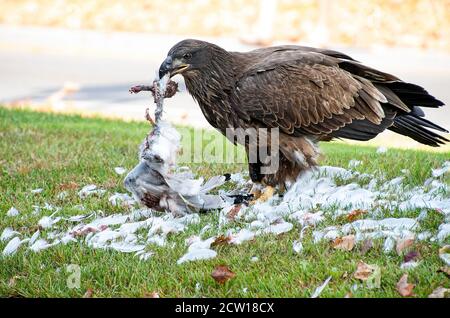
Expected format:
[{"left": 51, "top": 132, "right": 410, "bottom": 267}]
[
  {"left": 437, "top": 266, "right": 450, "bottom": 278},
  {"left": 439, "top": 245, "right": 450, "bottom": 254},
  {"left": 59, "top": 182, "right": 79, "bottom": 190},
  {"left": 83, "top": 288, "right": 93, "bottom": 298},
  {"left": 404, "top": 250, "right": 420, "bottom": 263},
  {"left": 396, "top": 274, "right": 414, "bottom": 297},
  {"left": 428, "top": 287, "right": 449, "bottom": 298},
  {"left": 211, "top": 265, "right": 236, "bottom": 284},
  {"left": 226, "top": 204, "right": 242, "bottom": 220},
  {"left": 396, "top": 237, "right": 415, "bottom": 255},
  {"left": 354, "top": 261, "right": 381, "bottom": 289},
  {"left": 354, "top": 261, "right": 375, "bottom": 280},
  {"left": 347, "top": 209, "right": 367, "bottom": 222},
  {"left": 332, "top": 235, "right": 355, "bottom": 251},
  {"left": 144, "top": 291, "right": 160, "bottom": 298},
  {"left": 211, "top": 235, "right": 231, "bottom": 247},
  {"left": 360, "top": 239, "right": 373, "bottom": 254}
]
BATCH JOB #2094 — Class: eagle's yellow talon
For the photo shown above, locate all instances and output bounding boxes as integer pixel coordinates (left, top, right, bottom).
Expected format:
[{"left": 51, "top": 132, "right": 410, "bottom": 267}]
[{"left": 250, "top": 186, "right": 275, "bottom": 205}]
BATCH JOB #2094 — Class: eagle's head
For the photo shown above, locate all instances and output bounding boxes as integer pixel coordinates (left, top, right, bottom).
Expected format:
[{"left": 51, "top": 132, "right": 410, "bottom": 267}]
[{"left": 158, "top": 39, "right": 229, "bottom": 79}]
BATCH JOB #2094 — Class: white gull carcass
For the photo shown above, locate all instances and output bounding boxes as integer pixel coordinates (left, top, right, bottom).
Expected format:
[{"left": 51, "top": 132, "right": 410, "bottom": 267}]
[{"left": 124, "top": 75, "right": 226, "bottom": 216}]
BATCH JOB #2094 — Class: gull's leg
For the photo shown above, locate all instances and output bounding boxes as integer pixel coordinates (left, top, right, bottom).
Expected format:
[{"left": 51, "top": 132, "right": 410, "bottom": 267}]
[{"left": 129, "top": 85, "right": 154, "bottom": 94}]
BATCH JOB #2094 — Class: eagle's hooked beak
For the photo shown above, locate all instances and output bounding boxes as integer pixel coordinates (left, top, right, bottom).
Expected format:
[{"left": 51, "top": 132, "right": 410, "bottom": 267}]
[{"left": 159, "top": 56, "right": 190, "bottom": 78}]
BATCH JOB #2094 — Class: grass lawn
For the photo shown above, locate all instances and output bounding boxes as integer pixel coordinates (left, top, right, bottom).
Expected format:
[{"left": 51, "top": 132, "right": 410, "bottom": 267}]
[{"left": 0, "top": 107, "right": 449, "bottom": 298}]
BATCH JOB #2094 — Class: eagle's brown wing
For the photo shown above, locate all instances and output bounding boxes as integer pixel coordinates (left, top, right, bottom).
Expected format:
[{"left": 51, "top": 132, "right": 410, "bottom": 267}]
[{"left": 234, "top": 51, "right": 393, "bottom": 136}]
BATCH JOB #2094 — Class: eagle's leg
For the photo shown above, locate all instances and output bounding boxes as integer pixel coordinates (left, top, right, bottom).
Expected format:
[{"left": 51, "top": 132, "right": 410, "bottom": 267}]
[
  {"left": 249, "top": 183, "right": 262, "bottom": 200},
  {"left": 256, "top": 185, "right": 275, "bottom": 203}
]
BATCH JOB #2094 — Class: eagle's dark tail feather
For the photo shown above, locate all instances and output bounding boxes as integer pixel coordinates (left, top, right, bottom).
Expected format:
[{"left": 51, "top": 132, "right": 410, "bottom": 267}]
[
  {"left": 385, "top": 82, "right": 449, "bottom": 146},
  {"left": 385, "top": 82, "right": 444, "bottom": 108},
  {"left": 389, "top": 114, "right": 449, "bottom": 147}
]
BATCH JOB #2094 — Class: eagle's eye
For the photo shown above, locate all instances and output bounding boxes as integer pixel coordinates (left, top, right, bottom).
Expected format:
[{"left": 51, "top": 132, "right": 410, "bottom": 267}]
[{"left": 183, "top": 53, "right": 192, "bottom": 60}]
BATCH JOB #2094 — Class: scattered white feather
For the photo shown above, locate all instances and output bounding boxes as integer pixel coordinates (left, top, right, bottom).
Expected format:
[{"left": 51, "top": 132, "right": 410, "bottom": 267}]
[
  {"left": 78, "top": 184, "right": 106, "bottom": 199},
  {"left": 65, "top": 214, "right": 92, "bottom": 222},
  {"left": 114, "top": 167, "right": 127, "bottom": 175},
  {"left": 6, "top": 207, "right": 19, "bottom": 217},
  {"left": 38, "top": 216, "right": 61, "bottom": 229},
  {"left": 29, "top": 230, "right": 40, "bottom": 246},
  {"left": 56, "top": 191, "right": 68, "bottom": 200},
  {"left": 1, "top": 227, "right": 20, "bottom": 241},
  {"left": 31, "top": 188, "right": 43, "bottom": 194},
  {"left": 109, "top": 193, "right": 135, "bottom": 208},
  {"left": 400, "top": 261, "right": 420, "bottom": 270},
  {"left": 147, "top": 235, "right": 166, "bottom": 247},
  {"left": 118, "top": 221, "right": 147, "bottom": 235},
  {"left": 230, "top": 229, "right": 255, "bottom": 245},
  {"left": 311, "top": 276, "right": 332, "bottom": 298},
  {"left": 188, "top": 236, "right": 215, "bottom": 251},
  {"left": 439, "top": 253, "right": 450, "bottom": 266},
  {"left": 30, "top": 239, "right": 60, "bottom": 252},
  {"left": 293, "top": 240, "right": 303, "bottom": 254},
  {"left": 376, "top": 146, "right": 388, "bottom": 154},
  {"left": 229, "top": 173, "right": 247, "bottom": 186},
  {"left": 432, "top": 161, "right": 450, "bottom": 178},
  {"left": 87, "top": 214, "right": 129, "bottom": 229},
  {"left": 348, "top": 160, "right": 362, "bottom": 169},
  {"left": 2, "top": 237, "right": 23, "bottom": 257},
  {"left": 262, "top": 222, "right": 293, "bottom": 235},
  {"left": 177, "top": 248, "right": 217, "bottom": 264},
  {"left": 61, "top": 233, "right": 77, "bottom": 244},
  {"left": 109, "top": 242, "right": 145, "bottom": 253},
  {"left": 137, "top": 251, "right": 154, "bottom": 261},
  {"left": 437, "top": 223, "right": 450, "bottom": 242}
]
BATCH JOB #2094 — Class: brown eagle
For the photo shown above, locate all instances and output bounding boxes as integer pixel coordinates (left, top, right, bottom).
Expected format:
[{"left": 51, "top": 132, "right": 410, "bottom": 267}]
[{"left": 157, "top": 39, "right": 448, "bottom": 202}]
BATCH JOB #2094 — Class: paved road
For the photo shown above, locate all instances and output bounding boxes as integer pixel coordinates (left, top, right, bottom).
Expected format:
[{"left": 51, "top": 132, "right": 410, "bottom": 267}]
[{"left": 1, "top": 26, "right": 449, "bottom": 131}]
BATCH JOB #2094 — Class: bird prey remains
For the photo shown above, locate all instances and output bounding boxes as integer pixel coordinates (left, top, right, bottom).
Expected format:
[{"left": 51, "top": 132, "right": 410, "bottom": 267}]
[{"left": 158, "top": 39, "right": 449, "bottom": 202}]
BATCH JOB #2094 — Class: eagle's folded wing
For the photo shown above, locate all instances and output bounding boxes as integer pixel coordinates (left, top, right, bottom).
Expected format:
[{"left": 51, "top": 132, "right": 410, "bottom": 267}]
[{"left": 235, "top": 52, "right": 391, "bottom": 136}]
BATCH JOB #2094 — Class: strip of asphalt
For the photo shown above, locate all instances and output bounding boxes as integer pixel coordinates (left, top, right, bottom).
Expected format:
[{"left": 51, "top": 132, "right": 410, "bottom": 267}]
[{"left": 1, "top": 25, "right": 449, "bottom": 135}]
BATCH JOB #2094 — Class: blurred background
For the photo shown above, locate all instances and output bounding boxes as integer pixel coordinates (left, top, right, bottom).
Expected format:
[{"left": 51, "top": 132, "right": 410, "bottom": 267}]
[{"left": 0, "top": 0, "right": 449, "bottom": 148}]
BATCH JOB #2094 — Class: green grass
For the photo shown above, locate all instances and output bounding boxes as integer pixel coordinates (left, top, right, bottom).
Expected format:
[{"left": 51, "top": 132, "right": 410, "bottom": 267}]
[{"left": 0, "top": 107, "right": 449, "bottom": 298}]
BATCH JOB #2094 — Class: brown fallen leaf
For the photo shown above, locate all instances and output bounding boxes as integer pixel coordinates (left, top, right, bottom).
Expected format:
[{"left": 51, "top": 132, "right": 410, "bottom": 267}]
[
  {"left": 211, "top": 265, "right": 236, "bottom": 284},
  {"left": 354, "top": 261, "right": 378, "bottom": 280},
  {"left": 438, "top": 245, "right": 450, "bottom": 254},
  {"left": 344, "top": 292, "right": 353, "bottom": 298},
  {"left": 437, "top": 266, "right": 450, "bottom": 278},
  {"left": 396, "top": 237, "right": 415, "bottom": 255},
  {"left": 360, "top": 239, "right": 373, "bottom": 255},
  {"left": 8, "top": 277, "right": 16, "bottom": 288},
  {"left": 404, "top": 250, "right": 420, "bottom": 263},
  {"left": 211, "top": 235, "right": 231, "bottom": 247},
  {"left": 226, "top": 204, "right": 242, "bottom": 220},
  {"left": 144, "top": 291, "right": 160, "bottom": 298},
  {"left": 428, "top": 286, "right": 449, "bottom": 298},
  {"left": 59, "top": 181, "right": 79, "bottom": 190},
  {"left": 396, "top": 274, "right": 414, "bottom": 297},
  {"left": 332, "top": 235, "right": 355, "bottom": 251},
  {"left": 83, "top": 288, "right": 93, "bottom": 298},
  {"left": 347, "top": 209, "right": 368, "bottom": 222}
]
